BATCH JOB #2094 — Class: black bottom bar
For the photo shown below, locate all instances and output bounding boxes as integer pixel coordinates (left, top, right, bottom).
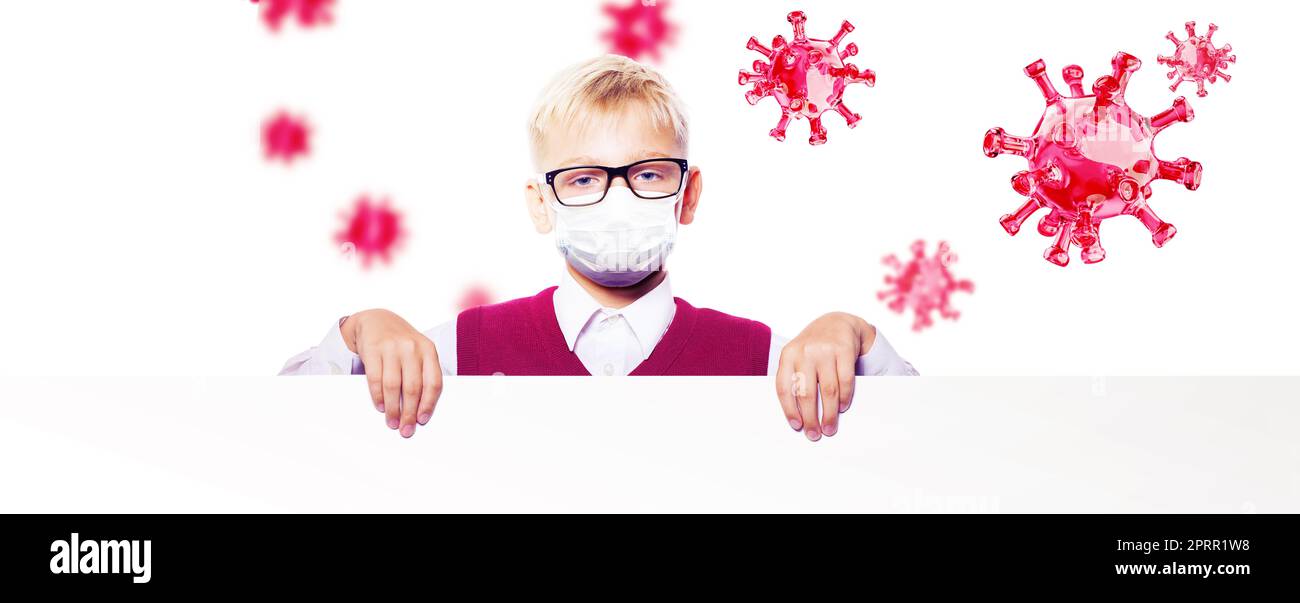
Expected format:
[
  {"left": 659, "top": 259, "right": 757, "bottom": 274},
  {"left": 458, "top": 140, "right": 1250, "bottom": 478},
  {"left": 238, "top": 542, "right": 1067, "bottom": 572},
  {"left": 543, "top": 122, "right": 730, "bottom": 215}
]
[{"left": 4, "top": 514, "right": 1295, "bottom": 592}]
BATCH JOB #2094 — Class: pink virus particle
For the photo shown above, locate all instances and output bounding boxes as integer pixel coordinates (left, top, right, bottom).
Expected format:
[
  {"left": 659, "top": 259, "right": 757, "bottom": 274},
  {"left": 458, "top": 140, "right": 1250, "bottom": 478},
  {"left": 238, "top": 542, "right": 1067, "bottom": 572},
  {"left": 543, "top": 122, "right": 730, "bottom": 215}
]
[
  {"left": 261, "top": 111, "right": 311, "bottom": 163},
  {"left": 601, "top": 0, "right": 676, "bottom": 63},
  {"left": 335, "top": 196, "right": 404, "bottom": 269},
  {"left": 737, "top": 10, "right": 875, "bottom": 145},
  {"left": 258, "top": 0, "right": 335, "bottom": 32},
  {"left": 1158, "top": 21, "right": 1235, "bottom": 98},
  {"left": 456, "top": 284, "right": 495, "bottom": 312},
  {"left": 878, "top": 241, "right": 973, "bottom": 332},
  {"left": 983, "top": 52, "right": 1203, "bottom": 267}
]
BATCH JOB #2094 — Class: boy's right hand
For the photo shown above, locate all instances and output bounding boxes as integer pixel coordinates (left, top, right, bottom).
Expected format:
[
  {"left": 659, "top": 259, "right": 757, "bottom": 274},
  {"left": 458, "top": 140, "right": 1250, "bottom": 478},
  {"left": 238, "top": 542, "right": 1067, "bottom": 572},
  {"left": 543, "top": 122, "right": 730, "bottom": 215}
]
[{"left": 341, "top": 309, "right": 443, "bottom": 438}]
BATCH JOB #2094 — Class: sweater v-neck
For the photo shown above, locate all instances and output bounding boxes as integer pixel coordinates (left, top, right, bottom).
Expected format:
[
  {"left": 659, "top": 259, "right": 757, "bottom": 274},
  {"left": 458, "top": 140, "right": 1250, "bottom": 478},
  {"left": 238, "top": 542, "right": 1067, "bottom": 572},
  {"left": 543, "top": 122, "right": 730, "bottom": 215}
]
[{"left": 528, "top": 287, "right": 698, "bottom": 376}]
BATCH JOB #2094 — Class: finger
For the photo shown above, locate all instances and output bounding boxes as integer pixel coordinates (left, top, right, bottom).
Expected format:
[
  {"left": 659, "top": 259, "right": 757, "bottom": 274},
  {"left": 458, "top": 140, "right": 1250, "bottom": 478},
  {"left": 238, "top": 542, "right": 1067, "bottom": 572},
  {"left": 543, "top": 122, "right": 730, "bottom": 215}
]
[
  {"left": 417, "top": 342, "right": 442, "bottom": 426},
  {"left": 774, "top": 348, "right": 802, "bottom": 431},
  {"left": 795, "top": 359, "right": 820, "bottom": 442},
  {"left": 816, "top": 356, "right": 840, "bottom": 437},
  {"left": 399, "top": 345, "right": 422, "bottom": 438},
  {"left": 837, "top": 352, "right": 856, "bottom": 414},
  {"left": 382, "top": 349, "right": 402, "bottom": 431},
  {"left": 361, "top": 349, "right": 385, "bottom": 413}
]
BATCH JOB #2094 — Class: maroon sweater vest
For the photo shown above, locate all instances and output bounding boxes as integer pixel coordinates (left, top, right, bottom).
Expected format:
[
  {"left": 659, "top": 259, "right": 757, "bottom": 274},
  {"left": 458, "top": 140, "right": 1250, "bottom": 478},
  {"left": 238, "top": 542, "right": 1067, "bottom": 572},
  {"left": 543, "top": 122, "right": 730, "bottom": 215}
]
[{"left": 456, "top": 287, "right": 770, "bottom": 376}]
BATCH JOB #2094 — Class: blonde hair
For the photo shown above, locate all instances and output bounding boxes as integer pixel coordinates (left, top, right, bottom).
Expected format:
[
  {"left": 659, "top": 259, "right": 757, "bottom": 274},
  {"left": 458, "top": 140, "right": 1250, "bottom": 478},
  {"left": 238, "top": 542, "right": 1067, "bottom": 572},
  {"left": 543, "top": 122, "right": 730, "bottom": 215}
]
[{"left": 527, "top": 55, "right": 690, "bottom": 168}]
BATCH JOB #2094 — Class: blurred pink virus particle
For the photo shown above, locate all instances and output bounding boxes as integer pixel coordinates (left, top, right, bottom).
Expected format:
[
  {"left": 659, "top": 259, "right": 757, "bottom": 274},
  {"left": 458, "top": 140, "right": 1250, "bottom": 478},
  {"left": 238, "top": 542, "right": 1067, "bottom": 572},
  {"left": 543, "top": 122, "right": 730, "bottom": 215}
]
[
  {"left": 602, "top": 0, "right": 676, "bottom": 62},
  {"left": 737, "top": 10, "right": 875, "bottom": 145},
  {"left": 261, "top": 111, "right": 311, "bottom": 163},
  {"left": 878, "top": 241, "right": 973, "bottom": 332},
  {"left": 983, "top": 52, "right": 1203, "bottom": 267},
  {"left": 1158, "top": 21, "right": 1235, "bottom": 98},
  {"left": 259, "top": 0, "right": 335, "bottom": 32},
  {"left": 336, "top": 196, "right": 404, "bottom": 268},
  {"left": 457, "top": 284, "right": 495, "bottom": 311}
]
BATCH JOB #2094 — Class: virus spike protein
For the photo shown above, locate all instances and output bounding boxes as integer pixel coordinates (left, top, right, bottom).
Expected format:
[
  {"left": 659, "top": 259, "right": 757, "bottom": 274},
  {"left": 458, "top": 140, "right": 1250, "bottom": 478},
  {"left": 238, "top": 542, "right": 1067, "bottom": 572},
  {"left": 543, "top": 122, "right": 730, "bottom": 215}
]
[
  {"left": 1158, "top": 21, "right": 1235, "bottom": 98},
  {"left": 982, "top": 52, "right": 1203, "bottom": 267},
  {"left": 878, "top": 241, "right": 974, "bottom": 332},
  {"left": 738, "top": 11, "right": 875, "bottom": 145}
]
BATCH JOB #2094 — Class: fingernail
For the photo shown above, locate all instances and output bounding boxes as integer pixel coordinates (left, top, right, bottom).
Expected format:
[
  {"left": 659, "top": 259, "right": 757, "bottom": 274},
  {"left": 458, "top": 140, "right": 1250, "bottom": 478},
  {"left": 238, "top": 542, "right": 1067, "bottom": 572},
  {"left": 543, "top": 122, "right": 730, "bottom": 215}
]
[
  {"left": 400, "top": 424, "right": 415, "bottom": 438},
  {"left": 387, "top": 417, "right": 399, "bottom": 430},
  {"left": 840, "top": 402, "right": 850, "bottom": 413},
  {"left": 376, "top": 403, "right": 385, "bottom": 413},
  {"left": 789, "top": 418, "right": 802, "bottom": 431},
  {"left": 823, "top": 423, "right": 837, "bottom": 437},
  {"left": 805, "top": 429, "right": 821, "bottom": 442},
  {"left": 418, "top": 413, "right": 431, "bottom": 425}
]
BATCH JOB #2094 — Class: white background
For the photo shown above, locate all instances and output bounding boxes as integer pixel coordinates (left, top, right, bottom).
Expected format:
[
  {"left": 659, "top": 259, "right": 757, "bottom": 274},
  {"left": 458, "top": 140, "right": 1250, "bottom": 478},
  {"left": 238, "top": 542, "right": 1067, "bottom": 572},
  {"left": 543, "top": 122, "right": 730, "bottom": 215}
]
[
  {"left": 2, "top": 376, "right": 1296, "bottom": 513},
  {"left": 0, "top": 0, "right": 1295, "bottom": 377}
]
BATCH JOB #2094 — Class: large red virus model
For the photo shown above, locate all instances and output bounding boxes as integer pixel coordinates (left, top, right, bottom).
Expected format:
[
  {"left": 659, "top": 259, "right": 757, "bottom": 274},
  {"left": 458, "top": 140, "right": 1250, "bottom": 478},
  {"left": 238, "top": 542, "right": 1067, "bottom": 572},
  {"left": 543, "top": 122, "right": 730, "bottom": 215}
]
[
  {"left": 737, "top": 11, "right": 875, "bottom": 145},
  {"left": 335, "top": 196, "right": 404, "bottom": 269},
  {"left": 258, "top": 0, "right": 335, "bottom": 32},
  {"left": 983, "top": 52, "right": 1202, "bottom": 266},
  {"left": 602, "top": 0, "right": 676, "bottom": 63},
  {"left": 261, "top": 111, "right": 311, "bottom": 163},
  {"left": 1159, "top": 21, "right": 1235, "bottom": 98},
  {"left": 878, "top": 241, "right": 973, "bottom": 332}
]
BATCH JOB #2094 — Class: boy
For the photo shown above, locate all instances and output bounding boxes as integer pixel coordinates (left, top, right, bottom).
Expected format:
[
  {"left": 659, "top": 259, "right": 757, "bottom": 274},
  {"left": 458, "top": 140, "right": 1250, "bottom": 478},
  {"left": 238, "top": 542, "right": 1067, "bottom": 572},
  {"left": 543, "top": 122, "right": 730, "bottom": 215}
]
[{"left": 281, "top": 55, "right": 916, "bottom": 441}]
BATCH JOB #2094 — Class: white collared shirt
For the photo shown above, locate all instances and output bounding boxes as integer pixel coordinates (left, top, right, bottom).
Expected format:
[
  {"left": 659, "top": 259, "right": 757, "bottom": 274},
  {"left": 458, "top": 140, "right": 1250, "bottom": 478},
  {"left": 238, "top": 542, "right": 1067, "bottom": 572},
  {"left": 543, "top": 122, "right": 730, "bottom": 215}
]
[{"left": 279, "top": 271, "right": 918, "bottom": 377}]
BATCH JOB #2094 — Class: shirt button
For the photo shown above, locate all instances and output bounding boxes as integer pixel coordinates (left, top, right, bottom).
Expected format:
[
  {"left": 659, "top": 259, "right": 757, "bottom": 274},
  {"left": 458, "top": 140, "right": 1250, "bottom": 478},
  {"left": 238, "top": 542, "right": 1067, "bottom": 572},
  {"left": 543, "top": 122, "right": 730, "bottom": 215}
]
[{"left": 603, "top": 363, "right": 615, "bottom": 376}]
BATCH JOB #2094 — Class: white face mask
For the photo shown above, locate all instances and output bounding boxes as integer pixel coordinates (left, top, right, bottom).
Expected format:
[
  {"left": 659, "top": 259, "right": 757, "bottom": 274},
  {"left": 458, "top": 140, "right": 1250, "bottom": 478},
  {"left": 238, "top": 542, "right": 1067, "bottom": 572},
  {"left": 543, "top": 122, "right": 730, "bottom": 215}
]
[{"left": 546, "top": 184, "right": 681, "bottom": 288}]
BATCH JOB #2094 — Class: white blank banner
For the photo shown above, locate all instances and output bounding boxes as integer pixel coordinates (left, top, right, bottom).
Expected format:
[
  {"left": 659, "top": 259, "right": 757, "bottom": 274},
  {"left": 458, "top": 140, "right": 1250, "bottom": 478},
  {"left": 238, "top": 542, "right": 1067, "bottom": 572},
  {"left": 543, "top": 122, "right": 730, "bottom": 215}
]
[{"left": 1, "top": 377, "right": 1296, "bottom": 513}]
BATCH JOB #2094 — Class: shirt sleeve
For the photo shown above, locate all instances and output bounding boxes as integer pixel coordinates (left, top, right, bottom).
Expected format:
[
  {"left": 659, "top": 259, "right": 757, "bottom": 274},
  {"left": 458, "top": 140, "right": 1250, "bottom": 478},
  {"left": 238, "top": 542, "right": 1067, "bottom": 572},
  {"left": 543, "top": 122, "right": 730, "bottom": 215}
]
[
  {"left": 277, "top": 317, "right": 458, "bottom": 376},
  {"left": 855, "top": 329, "right": 919, "bottom": 376},
  {"left": 766, "top": 329, "right": 918, "bottom": 377}
]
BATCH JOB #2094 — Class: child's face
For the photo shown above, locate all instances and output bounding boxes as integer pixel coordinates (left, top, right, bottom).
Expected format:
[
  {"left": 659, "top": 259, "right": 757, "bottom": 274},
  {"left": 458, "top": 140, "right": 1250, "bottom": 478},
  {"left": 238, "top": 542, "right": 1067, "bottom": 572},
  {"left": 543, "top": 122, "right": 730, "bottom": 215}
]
[{"left": 526, "top": 102, "right": 702, "bottom": 234}]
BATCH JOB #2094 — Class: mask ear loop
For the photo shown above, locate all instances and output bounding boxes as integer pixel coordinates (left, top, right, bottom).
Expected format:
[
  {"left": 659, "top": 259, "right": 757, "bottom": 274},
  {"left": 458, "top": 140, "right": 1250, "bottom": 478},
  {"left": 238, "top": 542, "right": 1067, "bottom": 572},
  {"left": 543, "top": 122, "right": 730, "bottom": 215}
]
[
  {"left": 535, "top": 174, "right": 561, "bottom": 212},
  {"left": 669, "top": 164, "right": 691, "bottom": 224},
  {"left": 666, "top": 165, "right": 691, "bottom": 263}
]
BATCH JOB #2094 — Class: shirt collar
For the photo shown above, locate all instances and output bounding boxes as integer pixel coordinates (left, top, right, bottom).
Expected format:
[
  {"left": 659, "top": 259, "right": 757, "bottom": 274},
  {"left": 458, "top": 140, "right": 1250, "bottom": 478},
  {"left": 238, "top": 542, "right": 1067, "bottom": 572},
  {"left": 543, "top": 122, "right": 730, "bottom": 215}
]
[{"left": 553, "top": 270, "right": 677, "bottom": 361}]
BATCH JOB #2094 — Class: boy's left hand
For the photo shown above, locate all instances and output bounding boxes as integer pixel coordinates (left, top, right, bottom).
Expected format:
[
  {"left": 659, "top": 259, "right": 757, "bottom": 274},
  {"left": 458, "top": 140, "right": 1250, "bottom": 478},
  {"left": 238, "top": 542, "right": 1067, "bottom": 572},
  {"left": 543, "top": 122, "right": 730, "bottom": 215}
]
[{"left": 775, "top": 312, "right": 876, "bottom": 442}]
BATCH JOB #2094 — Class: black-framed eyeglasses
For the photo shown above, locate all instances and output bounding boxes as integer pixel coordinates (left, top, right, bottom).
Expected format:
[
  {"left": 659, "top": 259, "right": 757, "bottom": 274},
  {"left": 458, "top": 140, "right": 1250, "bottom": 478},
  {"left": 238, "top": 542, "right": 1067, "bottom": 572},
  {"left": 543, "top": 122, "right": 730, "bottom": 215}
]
[{"left": 542, "top": 158, "right": 688, "bottom": 207}]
